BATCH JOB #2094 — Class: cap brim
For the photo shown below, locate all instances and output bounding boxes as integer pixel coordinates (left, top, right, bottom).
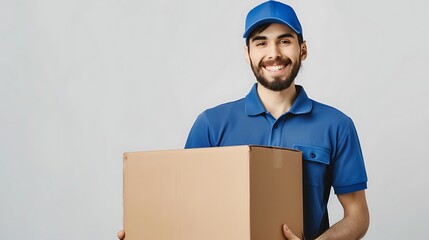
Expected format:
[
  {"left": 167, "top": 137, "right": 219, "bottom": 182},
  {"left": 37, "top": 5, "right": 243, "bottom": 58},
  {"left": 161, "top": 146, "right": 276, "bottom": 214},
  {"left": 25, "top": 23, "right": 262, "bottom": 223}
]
[{"left": 243, "top": 18, "right": 302, "bottom": 38}]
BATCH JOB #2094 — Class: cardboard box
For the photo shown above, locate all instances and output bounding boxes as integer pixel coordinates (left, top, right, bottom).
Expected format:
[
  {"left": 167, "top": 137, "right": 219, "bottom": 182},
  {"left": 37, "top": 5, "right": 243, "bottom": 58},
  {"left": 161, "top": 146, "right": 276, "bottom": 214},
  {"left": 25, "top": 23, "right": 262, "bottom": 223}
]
[{"left": 123, "top": 145, "right": 303, "bottom": 240}]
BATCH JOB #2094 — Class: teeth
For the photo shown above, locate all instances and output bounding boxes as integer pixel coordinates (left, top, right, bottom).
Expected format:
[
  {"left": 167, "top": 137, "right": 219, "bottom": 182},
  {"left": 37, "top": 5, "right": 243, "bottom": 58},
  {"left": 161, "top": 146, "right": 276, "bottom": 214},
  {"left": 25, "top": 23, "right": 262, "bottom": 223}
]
[{"left": 265, "top": 65, "right": 285, "bottom": 72}]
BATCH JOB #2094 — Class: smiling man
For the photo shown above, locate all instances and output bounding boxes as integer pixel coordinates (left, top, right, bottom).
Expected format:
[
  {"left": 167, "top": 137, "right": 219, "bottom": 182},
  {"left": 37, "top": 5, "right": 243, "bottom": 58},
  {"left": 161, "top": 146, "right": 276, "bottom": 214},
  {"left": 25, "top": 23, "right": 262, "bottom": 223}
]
[
  {"left": 118, "top": 1, "right": 369, "bottom": 240},
  {"left": 184, "top": 1, "right": 370, "bottom": 239},
  {"left": 248, "top": 25, "right": 303, "bottom": 93}
]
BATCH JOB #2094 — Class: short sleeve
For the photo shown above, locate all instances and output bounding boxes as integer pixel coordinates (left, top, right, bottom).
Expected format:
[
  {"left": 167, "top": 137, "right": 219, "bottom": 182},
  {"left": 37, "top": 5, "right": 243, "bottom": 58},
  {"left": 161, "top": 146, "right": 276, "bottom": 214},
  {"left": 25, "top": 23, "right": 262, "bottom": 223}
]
[
  {"left": 331, "top": 120, "right": 368, "bottom": 194},
  {"left": 184, "top": 112, "right": 213, "bottom": 149}
]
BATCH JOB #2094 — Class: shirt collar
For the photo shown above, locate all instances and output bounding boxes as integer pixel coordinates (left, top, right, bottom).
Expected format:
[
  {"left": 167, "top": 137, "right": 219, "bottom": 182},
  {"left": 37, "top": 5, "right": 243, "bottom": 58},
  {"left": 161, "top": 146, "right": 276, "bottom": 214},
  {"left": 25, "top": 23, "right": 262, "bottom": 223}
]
[
  {"left": 245, "top": 83, "right": 313, "bottom": 116},
  {"left": 245, "top": 83, "right": 266, "bottom": 116},
  {"left": 289, "top": 85, "right": 313, "bottom": 114}
]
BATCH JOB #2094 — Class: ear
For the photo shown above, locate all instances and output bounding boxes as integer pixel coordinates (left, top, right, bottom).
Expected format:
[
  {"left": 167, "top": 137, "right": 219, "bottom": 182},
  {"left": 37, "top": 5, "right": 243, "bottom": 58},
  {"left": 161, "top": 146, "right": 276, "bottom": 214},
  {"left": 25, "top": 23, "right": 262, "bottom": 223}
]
[
  {"left": 244, "top": 45, "right": 251, "bottom": 64},
  {"left": 300, "top": 41, "right": 308, "bottom": 61}
]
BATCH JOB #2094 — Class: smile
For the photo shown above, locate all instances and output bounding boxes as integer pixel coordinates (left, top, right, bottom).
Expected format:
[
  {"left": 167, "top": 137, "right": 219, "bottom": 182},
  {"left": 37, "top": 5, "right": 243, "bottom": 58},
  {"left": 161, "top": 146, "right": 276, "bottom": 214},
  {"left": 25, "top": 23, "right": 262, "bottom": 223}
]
[{"left": 264, "top": 64, "right": 286, "bottom": 72}]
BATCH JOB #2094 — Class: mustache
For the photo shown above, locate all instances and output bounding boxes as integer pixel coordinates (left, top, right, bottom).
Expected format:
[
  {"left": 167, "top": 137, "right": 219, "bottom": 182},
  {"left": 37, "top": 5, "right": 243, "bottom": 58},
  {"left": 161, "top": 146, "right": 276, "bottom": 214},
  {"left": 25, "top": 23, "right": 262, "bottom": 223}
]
[{"left": 259, "top": 57, "right": 292, "bottom": 67}]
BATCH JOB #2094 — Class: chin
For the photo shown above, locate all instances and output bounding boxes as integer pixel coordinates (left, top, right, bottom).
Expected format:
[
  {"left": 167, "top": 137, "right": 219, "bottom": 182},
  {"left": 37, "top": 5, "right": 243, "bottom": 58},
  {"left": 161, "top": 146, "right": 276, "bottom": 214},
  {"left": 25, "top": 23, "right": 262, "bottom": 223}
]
[{"left": 257, "top": 78, "right": 294, "bottom": 92}]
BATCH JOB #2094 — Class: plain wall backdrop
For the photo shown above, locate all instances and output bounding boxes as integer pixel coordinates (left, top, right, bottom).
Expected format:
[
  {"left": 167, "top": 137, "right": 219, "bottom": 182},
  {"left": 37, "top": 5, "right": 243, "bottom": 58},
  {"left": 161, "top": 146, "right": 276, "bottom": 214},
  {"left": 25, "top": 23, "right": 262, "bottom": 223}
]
[{"left": 1, "top": 0, "right": 429, "bottom": 239}]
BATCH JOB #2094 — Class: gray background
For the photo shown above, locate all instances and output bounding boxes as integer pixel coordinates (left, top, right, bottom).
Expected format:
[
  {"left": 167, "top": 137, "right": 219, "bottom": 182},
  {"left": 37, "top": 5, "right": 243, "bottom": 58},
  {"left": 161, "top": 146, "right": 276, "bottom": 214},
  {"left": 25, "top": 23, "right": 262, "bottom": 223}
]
[{"left": 1, "top": 0, "right": 428, "bottom": 239}]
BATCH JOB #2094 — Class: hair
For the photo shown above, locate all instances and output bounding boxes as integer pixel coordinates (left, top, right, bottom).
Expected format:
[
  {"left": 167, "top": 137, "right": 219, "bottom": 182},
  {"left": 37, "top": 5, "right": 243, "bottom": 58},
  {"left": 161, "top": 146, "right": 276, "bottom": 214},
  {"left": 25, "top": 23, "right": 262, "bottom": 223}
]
[{"left": 245, "top": 23, "right": 304, "bottom": 46}]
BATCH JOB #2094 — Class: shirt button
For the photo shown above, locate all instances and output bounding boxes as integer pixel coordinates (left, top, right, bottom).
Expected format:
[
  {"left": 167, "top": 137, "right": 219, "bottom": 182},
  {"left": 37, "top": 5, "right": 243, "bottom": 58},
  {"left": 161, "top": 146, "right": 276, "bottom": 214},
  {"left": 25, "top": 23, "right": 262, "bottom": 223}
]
[
  {"left": 273, "top": 124, "right": 278, "bottom": 129},
  {"left": 310, "top": 153, "right": 316, "bottom": 158}
]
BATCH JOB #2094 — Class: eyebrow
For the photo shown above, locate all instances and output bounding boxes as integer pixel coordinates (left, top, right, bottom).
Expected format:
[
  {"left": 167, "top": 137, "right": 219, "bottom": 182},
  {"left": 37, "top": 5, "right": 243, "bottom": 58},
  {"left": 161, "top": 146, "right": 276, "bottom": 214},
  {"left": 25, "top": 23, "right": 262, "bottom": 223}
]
[
  {"left": 251, "top": 36, "right": 267, "bottom": 42},
  {"left": 278, "top": 33, "right": 295, "bottom": 39},
  {"left": 251, "top": 33, "right": 295, "bottom": 42}
]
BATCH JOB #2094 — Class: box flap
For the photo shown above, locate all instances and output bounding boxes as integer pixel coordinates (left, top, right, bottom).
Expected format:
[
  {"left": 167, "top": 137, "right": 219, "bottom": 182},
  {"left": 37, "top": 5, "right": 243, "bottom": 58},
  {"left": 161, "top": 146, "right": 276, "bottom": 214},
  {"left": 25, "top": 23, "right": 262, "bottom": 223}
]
[{"left": 248, "top": 145, "right": 301, "bottom": 153}]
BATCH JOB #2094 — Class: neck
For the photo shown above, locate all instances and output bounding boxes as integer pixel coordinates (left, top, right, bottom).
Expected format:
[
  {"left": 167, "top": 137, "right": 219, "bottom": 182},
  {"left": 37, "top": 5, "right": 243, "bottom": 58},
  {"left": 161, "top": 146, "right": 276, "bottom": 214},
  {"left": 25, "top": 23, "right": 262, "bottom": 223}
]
[{"left": 257, "top": 82, "right": 298, "bottom": 119}]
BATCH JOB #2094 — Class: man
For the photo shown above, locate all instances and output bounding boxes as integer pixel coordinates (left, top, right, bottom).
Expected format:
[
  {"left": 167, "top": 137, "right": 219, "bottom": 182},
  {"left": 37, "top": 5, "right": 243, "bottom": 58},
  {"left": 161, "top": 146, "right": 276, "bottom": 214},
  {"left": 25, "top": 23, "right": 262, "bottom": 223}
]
[{"left": 118, "top": 1, "right": 369, "bottom": 239}]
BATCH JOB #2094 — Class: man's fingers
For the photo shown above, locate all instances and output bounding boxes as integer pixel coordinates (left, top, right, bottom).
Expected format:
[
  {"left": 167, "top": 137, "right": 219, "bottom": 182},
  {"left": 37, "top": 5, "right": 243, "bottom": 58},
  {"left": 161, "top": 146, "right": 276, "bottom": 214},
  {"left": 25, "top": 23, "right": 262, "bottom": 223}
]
[
  {"left": 117, "top": 230, "right": 125, "bottom": 240},
  {"left": 282, "top": 224, "right": 300, "bottom": 240}
]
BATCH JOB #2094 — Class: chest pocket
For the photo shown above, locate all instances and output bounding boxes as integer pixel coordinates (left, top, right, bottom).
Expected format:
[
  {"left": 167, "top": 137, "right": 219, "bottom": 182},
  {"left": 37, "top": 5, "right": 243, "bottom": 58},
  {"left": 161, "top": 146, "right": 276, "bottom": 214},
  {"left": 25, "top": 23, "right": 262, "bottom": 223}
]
[{"left": 293, "top": 144, "right": 331, "bottom": 187}]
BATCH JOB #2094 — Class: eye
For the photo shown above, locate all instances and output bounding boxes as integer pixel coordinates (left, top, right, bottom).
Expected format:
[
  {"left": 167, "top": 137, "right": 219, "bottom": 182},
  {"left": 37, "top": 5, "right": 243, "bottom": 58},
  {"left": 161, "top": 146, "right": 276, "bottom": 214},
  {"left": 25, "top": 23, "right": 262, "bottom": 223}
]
[
  {"left": 279, "top": 39, "right": 291, "bottom": 45},
  {"left": 255, "top": 41, "right": 266, "bottom": 47}
]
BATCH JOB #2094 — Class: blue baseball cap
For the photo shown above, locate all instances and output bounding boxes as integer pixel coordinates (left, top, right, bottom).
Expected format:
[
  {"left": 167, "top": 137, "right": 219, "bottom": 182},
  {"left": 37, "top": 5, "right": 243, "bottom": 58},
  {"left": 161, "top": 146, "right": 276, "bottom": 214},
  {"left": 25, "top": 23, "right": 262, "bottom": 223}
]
[{"left": 243, "top": 0, "right": 303, "bottom": 39}]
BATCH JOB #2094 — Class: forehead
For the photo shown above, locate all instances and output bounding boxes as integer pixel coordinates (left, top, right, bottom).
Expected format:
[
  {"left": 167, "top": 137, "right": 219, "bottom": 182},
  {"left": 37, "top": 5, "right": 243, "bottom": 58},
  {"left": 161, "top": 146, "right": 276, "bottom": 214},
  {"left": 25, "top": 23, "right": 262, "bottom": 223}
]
[{"left": 250, "top": 23, "right": 296, "bottom": 39}]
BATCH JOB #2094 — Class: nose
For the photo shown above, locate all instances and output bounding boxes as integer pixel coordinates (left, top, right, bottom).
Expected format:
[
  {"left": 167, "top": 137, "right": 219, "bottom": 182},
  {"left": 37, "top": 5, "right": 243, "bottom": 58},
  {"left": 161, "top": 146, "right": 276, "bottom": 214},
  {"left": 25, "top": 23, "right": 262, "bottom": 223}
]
[{"left": 267, "top": 43, "right": 281, "bottom": 59}]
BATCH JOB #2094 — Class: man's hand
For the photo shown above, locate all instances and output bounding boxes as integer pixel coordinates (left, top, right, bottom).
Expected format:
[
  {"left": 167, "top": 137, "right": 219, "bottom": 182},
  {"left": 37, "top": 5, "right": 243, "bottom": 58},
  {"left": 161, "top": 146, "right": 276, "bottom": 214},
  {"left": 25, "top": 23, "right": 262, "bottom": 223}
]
[
  {"left": 117, "top": 230, "right": 125, "bottom": 240},
  {"left": 283, "top": 224, "right": 300, "bottom": 240}
]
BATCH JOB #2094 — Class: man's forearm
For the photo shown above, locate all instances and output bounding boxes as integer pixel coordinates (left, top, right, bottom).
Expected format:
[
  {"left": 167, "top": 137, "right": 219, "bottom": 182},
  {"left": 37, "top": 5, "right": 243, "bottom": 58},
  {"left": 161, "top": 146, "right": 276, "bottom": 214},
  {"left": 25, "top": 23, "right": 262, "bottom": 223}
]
[
  {"left": 314, "top": 190, "right": 370, "bottom": 240},
  {"left": 316, "top": 211, "right": 369, "bottom": 240}
]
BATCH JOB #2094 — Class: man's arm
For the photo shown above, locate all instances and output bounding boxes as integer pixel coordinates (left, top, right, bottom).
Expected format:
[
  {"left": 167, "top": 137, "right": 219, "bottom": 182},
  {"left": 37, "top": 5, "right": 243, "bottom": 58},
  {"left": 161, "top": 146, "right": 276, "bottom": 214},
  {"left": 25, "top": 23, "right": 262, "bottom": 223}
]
[
  {"left": 316, "top": 190, "right": 369, "bottom": 239},
  {"left": 283, "top": 190, "right": 369, "bottom": 240}
]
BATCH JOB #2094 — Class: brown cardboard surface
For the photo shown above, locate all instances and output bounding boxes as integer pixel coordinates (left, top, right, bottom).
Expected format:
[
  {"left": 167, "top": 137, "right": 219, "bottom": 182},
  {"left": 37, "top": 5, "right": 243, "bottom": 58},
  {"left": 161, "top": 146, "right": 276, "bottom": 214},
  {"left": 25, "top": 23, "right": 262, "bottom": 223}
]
[
  {"left": 249, "top": 147, "right": 304, "bottom": 240},
  {"left": 123, "top": 145, "right": 303, "bottom": 240}
]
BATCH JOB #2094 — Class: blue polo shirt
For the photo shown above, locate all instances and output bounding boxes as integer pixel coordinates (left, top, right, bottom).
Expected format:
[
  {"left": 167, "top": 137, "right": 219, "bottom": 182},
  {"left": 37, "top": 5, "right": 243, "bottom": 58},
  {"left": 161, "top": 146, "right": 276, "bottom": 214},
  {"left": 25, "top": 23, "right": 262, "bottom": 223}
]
[{"left": 185, "top": 83, "right": 367, "bottom": 239}]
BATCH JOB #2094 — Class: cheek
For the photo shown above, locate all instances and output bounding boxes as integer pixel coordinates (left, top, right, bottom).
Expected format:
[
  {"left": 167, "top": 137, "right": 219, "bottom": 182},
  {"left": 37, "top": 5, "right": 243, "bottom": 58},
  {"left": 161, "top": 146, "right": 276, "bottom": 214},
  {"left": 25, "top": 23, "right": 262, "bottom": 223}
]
[
  {"left": 249, "top": 53, "right": 259, "bottom": 61},
  {"left": 249, "top": 55, "right": 262, "bottom": 67},
  {"left": 248, "top": 49, "right": 264, "bottom": 62},
  {"left": 282, "top": 46, "right": 302, "bottom": 59}
]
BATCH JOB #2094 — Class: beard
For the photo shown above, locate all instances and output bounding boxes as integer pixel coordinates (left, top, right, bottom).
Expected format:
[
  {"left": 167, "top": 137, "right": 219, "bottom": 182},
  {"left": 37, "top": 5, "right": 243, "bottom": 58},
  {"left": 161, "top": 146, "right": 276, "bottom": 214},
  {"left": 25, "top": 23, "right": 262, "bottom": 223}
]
[{"left": 250, "top": 57, "right": 301, "bottom": 92}]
